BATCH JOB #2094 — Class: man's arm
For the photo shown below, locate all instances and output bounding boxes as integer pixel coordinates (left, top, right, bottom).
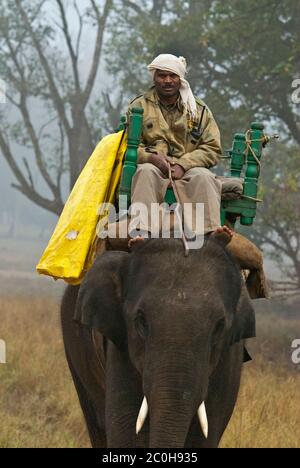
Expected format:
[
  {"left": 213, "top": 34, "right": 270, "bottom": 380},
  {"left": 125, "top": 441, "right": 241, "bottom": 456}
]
[
  {"left": 127, "top": 100, "right": 169, "bottom": 173},
  {"left": 177, "top": 109, "right": 222, "bottom": 172}
]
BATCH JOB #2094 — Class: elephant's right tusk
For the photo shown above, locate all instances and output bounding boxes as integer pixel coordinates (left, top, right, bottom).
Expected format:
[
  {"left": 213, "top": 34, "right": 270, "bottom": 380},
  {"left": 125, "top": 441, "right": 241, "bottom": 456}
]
[
  {"left": 136, "top": 396, "right": 148, "bottom": 435},
  {"left": 197, "top": 402, "right": 208, "bottom": 439}
]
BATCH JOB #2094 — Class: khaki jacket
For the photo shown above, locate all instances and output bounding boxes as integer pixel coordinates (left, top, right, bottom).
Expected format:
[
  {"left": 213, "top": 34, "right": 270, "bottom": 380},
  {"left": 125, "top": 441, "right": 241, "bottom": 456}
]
[{"left": 128, "top": 87, "right": 222, "bottom": 171}]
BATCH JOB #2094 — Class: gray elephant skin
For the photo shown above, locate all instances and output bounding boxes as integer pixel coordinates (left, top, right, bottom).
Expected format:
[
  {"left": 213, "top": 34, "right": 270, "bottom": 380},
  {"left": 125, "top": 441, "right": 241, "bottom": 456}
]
[{"left": 61, "top": 236, "right": 255, "bottom": 448}]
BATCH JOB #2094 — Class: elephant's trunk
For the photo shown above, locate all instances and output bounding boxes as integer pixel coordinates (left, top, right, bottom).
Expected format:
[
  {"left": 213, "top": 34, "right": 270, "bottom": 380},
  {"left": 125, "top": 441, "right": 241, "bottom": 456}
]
[
  {"left": 143, "top": 350, "right": 209, "bottom": 448},
  {"left": 136, "top": 398, "right": 208, "bottom": 442},
  {"left": 149, "top": 396, "right": 193, "bottom": 447}
]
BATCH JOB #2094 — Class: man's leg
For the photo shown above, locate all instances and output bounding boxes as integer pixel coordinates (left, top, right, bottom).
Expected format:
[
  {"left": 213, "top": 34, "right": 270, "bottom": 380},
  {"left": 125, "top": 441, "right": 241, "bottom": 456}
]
[
  {"left": 131, "top": 163, "right": 170, "bottom": 235},
  {"left": 175, "top": 167, "right": 222, "bottom": 236}
]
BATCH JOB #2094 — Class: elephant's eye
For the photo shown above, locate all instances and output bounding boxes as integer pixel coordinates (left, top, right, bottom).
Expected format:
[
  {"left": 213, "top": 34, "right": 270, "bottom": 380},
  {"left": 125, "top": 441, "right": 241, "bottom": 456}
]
[{"left": 134, "top": 310, "right": 148, "bottom": 339}]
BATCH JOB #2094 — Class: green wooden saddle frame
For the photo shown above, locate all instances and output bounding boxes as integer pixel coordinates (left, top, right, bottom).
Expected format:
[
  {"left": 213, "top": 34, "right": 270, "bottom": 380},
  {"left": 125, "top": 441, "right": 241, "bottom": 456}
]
[{"left": 117, "top": 108, "right": 269, "bottom": 228}]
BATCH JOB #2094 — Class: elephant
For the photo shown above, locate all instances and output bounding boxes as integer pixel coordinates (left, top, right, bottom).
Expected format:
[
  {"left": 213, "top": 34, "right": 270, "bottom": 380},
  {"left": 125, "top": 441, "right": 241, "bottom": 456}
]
[{"left": 61, "top": 232, "right": 256, "bottom": 448}]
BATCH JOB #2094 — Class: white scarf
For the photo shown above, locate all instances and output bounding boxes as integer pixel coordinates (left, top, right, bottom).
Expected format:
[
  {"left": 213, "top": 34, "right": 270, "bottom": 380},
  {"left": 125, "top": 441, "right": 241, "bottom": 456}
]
[{"left": 147, "top": 54, "right": 198, "bottom": 120}]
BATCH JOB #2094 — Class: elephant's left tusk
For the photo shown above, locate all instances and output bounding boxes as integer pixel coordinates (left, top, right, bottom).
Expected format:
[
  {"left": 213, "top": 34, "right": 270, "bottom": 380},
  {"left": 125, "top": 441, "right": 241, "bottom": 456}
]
[
  {"left": 136, "top": 396, "right": 148, "bottom": 435},
  {"left": 197, "top": 402, "right": 208, "bottom": 439}
]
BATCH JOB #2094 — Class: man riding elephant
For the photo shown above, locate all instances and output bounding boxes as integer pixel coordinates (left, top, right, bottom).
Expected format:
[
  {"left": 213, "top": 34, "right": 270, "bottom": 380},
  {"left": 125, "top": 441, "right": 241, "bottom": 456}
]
[
  {"left": 127, "top": 53, "right": 231, "bottom": 240},
  {"left": 58, "top": 55, "right": 269, "bottom": 449},
  {"left": 122, "top": 54, "right": 267, "bottom": 298}
]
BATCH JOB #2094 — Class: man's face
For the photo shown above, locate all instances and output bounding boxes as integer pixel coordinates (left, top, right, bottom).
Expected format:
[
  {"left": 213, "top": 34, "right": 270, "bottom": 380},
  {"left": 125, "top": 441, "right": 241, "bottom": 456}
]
[{"left": 154, "top": 70, "right": 181, "bottom": 99}]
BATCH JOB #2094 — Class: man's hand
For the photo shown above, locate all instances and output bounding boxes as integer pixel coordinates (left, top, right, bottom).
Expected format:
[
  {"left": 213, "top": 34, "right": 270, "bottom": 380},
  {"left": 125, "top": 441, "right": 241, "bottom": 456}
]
[
  {"left": 148, "top": 153, "right": 169, "bottom": 176},
  {"left": 171, "top": 164, "right": 185, "bottom": 180}
]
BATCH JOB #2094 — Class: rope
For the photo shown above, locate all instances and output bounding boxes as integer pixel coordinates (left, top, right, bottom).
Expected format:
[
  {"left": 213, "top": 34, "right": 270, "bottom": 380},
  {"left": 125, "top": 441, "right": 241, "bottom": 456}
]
[
  {"left": 244, "top": 130, "right": 265, "bottom": 169},
  {"left": 241, "top": 131, "right": 266, "bottom": 203},
  {"left": 221, "top": 130, "right": 265, "bottom": 205},
  {"left": 167, "top": 162, "right": 190, "bottom": 257}
]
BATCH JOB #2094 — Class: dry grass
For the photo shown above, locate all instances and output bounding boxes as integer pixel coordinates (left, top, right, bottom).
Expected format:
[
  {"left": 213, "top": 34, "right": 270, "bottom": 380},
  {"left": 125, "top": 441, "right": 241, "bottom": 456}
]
[
  {"left": 221, "top": 312, "right": 300, "bottom": 448},
  {"left": 0, "top": 295, "right": 89, "bottom": 448},
  {"left": 221, "top": 363, "right": 300, "bottom": 448},
  {"left": 0, "top": 295, "right": 299, "bottom": 448}
]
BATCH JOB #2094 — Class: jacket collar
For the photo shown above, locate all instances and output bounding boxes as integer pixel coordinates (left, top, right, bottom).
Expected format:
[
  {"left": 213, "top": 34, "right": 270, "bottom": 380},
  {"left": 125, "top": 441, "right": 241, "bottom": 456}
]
[
  {"left": 144, "top": 86, "right": 160, "bottom": 104},
  {"left": 144, "top": 86, "right": 183, "bottom": 112}
]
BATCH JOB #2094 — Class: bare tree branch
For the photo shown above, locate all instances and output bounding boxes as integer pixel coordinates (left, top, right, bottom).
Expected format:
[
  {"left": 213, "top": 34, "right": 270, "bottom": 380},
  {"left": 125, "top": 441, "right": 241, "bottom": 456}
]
[
  {"left": 15, "top": 0, "right": 71, "bottom": 136},
  {"left": 22, "top": 157, "right": 35, "bottom": 189},
  {"left": 5, "top": 91, "right": 21, "bottom": 109},
  {"left": 57, "top": 121, "right": 65, "bottom": 189},
  {"left": 38, "top": 115, "right": 58, "bottom": 140},
  {"left": 11, "top": 182, "right": 63, "bottom": 214},
  {"left": 82, "top": 0, "right": 113, "bottom": 107},
  {"left": 259, "top": 233, "right": 291, "bottom": 257},
  {"left": 101, "top": 91, "right": 125, "bottom": 131},
  {"left": 89, "top": 0, "right": 101, "bottom": 20},
  {"left": 0, "top": 131, "right": 31, "bottom": 190},
  {"left": 0, "top": 130, "right": 63, "bottom": 214},
  {"left": 3, "top": 34, "right": 25, "bottom": 82},
  {"left": 55, "top": 0, "right": 81, "bottom": 92},
  {"left": 18, "top": 92, "right": 60, "bottom": 197},
  {"left": 73, "top": 0, "right": 84, "bottom": 60}
]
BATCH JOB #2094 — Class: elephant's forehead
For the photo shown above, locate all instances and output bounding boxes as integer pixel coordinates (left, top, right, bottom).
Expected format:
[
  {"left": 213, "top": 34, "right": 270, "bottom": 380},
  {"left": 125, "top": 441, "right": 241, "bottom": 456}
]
[
  {"left": 126, "top": 265, "right": 217, "bottom": 293},
  {"left": 128, "top": 254, "right": 213, "bottom": 282},
  {"left": 126, "top": 285, "right": 216, "bottom": 307}
]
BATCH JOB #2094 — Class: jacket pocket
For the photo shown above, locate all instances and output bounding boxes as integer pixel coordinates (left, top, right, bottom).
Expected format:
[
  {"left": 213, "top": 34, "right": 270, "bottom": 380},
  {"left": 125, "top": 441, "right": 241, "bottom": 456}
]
[{"left": 142, "top": 117, "right": 161, "bottom": 143}]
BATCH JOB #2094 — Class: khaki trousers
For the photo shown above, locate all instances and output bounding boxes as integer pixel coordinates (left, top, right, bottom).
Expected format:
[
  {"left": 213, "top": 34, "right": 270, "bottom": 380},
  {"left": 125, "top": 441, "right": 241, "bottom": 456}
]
[{"left": 131, "top": 163, "right": 222, "bottom": 236}]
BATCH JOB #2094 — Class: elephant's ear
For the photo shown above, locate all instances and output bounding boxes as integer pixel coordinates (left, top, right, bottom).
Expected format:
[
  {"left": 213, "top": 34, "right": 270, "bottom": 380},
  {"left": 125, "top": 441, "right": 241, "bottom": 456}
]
[
  {"left": 74, "top": 251, "right": 128, "bottom": 350},
  {"left": 230, "top": 284, "right": 256, "bottom": 345}
]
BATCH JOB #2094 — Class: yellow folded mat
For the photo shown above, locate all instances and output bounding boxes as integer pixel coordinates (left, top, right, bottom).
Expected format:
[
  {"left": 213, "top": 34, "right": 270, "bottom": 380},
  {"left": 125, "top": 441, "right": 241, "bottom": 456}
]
[{"left": 36, "top": 131, "right": 126, "bottom": 284}]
